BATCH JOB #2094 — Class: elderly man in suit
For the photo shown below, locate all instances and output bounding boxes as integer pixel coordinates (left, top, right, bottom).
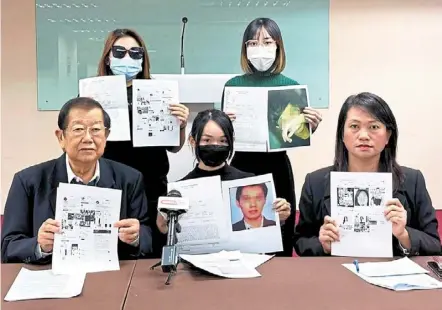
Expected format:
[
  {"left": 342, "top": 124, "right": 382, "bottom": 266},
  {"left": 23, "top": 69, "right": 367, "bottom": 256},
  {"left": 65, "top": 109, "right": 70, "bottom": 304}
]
[
  {"left": 232, "top": 183, "right": 276, "bottom": 231},
  {"left": 1, "top": 97, "right": 152, "bottom": 264}
]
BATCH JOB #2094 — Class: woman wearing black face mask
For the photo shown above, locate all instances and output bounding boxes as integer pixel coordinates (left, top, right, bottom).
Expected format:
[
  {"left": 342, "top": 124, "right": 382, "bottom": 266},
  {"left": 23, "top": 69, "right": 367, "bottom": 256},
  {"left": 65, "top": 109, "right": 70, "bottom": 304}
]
[
  {"left": 182, "top": 109, "right": 253, "bottom": 181},
  {"left": 156, "top": 109, "right": 292, "bottom": 242}
]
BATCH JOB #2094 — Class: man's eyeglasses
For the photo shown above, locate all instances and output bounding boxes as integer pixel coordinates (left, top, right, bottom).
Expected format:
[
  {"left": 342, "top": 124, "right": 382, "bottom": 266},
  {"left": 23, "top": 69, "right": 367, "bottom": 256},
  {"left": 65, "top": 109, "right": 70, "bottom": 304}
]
[
  {"left": 111, "top": 45, "right": 144, "bottom": 60},
  {"left": 67, "top": 125, "right": 107, "bottom": 137}
]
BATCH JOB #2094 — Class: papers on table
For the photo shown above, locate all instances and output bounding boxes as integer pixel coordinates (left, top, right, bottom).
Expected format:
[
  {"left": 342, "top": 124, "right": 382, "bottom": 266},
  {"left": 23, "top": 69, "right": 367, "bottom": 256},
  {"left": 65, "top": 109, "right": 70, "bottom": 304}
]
[
  {"left": 52, "top": 183, "right": 122, "bottom": 274},
  {"left": 343, "top": 258, "right": 442, "bottom": 291},
  {"left": 4, "top": 268, "right": 85, "bottom": 301},
  {"left": 132, "top": 79, "right": 180, "bottom": 147},
  {"left": 357, "top": 257, "right": 429, "bottom": 277},
  {"left": 79, "top": 75, "right": 130, "bottom": 141},
  {"left": 223, "top": 85, "right": 311, "bottom": 152},
  {"left": 168, "top": 174, "right": 283, "bottom": 255},
  {"left": 330, "top": 172, "right": 393, "bottom": 258},
  {"left": 180, "top": 250, "right": 273, "bottom": 279}
]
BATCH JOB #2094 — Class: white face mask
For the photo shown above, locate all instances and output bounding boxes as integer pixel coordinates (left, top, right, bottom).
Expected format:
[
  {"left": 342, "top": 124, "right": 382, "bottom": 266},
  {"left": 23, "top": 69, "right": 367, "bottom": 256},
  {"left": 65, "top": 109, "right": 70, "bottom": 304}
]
[{"left": 247, "top": 45, "right": 277, "bottom": 72}]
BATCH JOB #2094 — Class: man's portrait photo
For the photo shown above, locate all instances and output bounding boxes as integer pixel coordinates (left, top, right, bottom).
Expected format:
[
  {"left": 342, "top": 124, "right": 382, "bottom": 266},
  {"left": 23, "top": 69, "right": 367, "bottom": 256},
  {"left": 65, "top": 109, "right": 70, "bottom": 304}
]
[{"left": 230, "top": 182, "right": 276, "bottom": 232}]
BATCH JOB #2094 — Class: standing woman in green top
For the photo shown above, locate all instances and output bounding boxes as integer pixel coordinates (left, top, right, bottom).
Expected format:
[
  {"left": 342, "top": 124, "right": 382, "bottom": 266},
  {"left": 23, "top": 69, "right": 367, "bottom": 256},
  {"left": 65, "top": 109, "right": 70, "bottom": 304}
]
[{"left": 222, "top": 18, "right": 323, "bottom": 257}]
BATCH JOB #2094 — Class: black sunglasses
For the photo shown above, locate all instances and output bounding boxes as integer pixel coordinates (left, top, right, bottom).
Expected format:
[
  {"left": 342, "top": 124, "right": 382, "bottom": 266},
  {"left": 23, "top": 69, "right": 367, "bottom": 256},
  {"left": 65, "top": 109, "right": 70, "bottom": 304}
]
[{"left": 111, "top": 45, "right": 144, "bottom": 60}]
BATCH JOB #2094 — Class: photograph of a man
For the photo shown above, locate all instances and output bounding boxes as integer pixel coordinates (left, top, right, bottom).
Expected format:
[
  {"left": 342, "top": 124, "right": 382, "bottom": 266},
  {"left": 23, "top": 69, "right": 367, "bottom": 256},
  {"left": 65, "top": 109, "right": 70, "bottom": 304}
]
[{"left": 231, "top": 182, "right": 276, "bottom": 231}]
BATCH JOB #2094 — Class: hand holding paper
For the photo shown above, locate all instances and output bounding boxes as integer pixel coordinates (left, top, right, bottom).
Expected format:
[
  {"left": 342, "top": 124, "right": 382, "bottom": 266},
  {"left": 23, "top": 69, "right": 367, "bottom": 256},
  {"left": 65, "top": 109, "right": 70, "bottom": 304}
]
[
  {"left": 272, "top": 198, "right": 291, "bottom": 221},
  {"left": 168, "top": 103, "right": 189, "bottom": 128},
  {"left": 37, "top": 219, "right": 61, "bottom": 253},
  {"left": 225, "top": 110, "right": 236, "bottom": 121},
  {"left": 114, "top": 218, "right": 140, "bottom": 245},
  {"left": 302, "top": 107, "right": 322, "bottom": 130},
  {"left": 156, "top": 212, "right": 182, "bottom": 236},
  {"left": 384, "top": 198, "right": 409, "bottom": 243},
  {"left": 319, "top": 216, "right": 340, "bottom": 254}
]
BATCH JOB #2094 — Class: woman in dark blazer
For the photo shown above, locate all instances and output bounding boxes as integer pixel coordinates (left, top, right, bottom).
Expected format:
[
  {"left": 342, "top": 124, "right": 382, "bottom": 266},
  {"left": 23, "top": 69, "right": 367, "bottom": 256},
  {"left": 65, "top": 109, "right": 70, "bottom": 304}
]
[{"left": 294, "top": 92, "right": 441, "bottom": 257}]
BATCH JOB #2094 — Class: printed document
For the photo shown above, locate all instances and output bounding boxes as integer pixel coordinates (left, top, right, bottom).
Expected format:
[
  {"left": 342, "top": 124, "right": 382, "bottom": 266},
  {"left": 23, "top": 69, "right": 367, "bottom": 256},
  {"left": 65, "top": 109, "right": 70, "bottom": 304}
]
[
  {"left": 52, "top": 183, "right": 122, "bottom": 274},
  {"left": 356, "top": 257, "right": 429, "bottom": 277},
  {"left": 4, "top": 268, "right": 86, "bottom": 301},
  {"left": 168, "top": 176, "right": 230, "bottom": 254},
  {"left": 223, "top": 85, "right": 311, "bottom": 152},
  {"left": 331, "top": 172, "right": 393, "bottom": 257},
  {"left": 180, "top": 251, "right": 273, "bottom": 279},
  {"left": 168, "top": 174, "right": 283, "bottom": 255},
  {"left": 132, "top": 79, "right": 180, "bottom": 147},
  {"left": 79, "top": 75, "right": 130, "bottom": 141},
  {"left": 343, "top": 258, "right": 442, "bottom": 291},
  {"left": 223, "top": 87, "right": 268, "bottom": 152}
]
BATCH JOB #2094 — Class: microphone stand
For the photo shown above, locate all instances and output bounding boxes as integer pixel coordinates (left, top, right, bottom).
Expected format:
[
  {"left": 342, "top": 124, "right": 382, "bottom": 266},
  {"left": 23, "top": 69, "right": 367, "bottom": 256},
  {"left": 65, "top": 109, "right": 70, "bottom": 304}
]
[
  {"left": 150, "top": 259, "right": 180, "bottom": 285},
  {"left": 180, "top": 17, "right": 188, "bottom": 75},
  {"left": 150, "top": 212, "right": 181, "bottom": 285}
]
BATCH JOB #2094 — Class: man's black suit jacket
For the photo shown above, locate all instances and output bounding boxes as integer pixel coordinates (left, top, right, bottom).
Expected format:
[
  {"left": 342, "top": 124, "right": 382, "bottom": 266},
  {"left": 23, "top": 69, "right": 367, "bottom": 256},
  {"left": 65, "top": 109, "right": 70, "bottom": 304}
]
[
  {"left": 232, "top": 217, "right": 276, "bottom": 232},
  {"left": 294, "top": 166, "right": 441, "bottom": 257},
  {"left": 1, "top": 154, "right": 153, "bottom": 264}
]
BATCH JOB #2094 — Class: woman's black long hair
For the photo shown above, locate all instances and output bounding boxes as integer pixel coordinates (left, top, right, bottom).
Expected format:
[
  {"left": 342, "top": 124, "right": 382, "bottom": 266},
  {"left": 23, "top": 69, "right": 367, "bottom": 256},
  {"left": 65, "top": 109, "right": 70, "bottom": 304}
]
[
  {"left": 334, "top": 92, "right": 404, "bottom": 189},
  {"left": 190, "top": 109, "right": 235, "bottom": 162}
]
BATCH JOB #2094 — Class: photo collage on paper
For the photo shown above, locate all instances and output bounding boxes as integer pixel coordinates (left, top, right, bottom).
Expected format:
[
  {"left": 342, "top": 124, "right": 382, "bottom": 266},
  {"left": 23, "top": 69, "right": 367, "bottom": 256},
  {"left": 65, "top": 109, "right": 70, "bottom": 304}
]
[
  {"left": 336, "top": 184, "right": 389, "bottom": 235},
  {"left": 135, "top": 86, "right": 176, "bottom": 137},
  {"left": 58, "top": 195, "right": 113, "bottom": 260}
]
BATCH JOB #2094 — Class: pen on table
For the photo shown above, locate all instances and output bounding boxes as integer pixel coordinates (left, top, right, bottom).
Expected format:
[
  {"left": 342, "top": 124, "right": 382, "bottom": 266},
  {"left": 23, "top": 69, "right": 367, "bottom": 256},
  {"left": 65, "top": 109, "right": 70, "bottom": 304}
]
[{"left": 353, "top": 260, "right": 360, "bottom": 273}]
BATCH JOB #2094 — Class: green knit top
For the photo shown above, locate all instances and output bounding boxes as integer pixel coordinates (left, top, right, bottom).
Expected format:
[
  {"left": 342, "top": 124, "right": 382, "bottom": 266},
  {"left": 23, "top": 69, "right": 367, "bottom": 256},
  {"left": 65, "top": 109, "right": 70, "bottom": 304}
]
[{"left": 224, "top": 72, "right": 299, "bottom": 88}]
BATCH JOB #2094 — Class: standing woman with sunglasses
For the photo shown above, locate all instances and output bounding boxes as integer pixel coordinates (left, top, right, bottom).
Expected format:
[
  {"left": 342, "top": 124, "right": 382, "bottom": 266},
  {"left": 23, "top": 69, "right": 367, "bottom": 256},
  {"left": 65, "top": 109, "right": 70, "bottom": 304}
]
[
  {"left": 221, "top": 18, "right": 323, "bottom": 257},
  {"left": 96, "top": 29, "right": 190, "bottom": 257}
]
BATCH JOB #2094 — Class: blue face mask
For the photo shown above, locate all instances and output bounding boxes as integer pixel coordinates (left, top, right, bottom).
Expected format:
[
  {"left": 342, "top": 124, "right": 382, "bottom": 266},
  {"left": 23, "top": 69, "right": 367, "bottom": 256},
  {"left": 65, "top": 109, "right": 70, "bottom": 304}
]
[{"left": 109, "top": 57, "right": 143, "bottom": 81}]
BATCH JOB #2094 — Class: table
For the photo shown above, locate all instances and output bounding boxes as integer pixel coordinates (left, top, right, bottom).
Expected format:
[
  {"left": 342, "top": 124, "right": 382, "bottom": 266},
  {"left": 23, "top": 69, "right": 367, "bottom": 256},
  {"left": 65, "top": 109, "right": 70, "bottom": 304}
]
[
  {"left": 1, "top": 260, "right": 136, "bottom": 310},
  {"left": 124, "top": 257, "right": 441, "bottom": 310}
]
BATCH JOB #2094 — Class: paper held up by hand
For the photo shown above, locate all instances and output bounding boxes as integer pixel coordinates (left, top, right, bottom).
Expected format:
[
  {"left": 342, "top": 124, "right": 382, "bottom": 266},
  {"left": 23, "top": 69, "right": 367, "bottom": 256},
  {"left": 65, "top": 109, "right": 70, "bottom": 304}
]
[{"left": 4, "top": 268, "right": 86, "bottom": 302}]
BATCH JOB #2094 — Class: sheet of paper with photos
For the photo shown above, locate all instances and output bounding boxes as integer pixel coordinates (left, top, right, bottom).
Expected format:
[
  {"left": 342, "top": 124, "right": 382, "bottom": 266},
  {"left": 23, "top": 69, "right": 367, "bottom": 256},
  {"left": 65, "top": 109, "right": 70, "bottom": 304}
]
[
  {"left": 167, "top": 174, "right": 283, "bottom": 256},
  {"left": 79, "top": 76, "right": 181, "bottom": 147},
  {"left": 331, "top": 171, "right": 394, "bottom": 258},
  {"left": 223, "top": 85, "right": 312, "bottom": 153},
  {"left": 52, "top": 183, "right": 122, "bottom": 275}
]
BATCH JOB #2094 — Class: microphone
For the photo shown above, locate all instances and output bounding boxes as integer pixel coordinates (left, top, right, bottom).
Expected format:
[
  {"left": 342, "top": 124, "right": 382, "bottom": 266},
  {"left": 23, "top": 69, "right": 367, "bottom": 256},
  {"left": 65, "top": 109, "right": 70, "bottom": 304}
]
[
  {"left": 157, "top": 189, "right": 189, "bottom": 274},
  {"left": 180, "top": 17, "right": 188, "bottom": 75}
]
